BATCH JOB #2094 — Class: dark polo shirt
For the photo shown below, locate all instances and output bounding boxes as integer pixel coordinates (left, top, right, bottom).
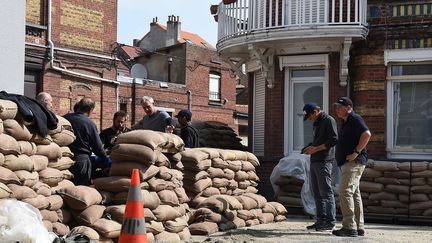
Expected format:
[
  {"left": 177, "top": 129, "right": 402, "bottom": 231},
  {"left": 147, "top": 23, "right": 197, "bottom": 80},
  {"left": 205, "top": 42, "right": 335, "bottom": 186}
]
[{"left": 336, "top": 111, "right": 369, "bottom": 166}]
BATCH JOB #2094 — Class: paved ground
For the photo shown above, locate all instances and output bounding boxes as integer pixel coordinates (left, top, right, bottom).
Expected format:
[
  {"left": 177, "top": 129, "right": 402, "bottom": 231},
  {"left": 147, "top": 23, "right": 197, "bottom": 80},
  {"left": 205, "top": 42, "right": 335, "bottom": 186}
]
[{"left": 189, "top": 217, "right": 432, "bottom": 242}]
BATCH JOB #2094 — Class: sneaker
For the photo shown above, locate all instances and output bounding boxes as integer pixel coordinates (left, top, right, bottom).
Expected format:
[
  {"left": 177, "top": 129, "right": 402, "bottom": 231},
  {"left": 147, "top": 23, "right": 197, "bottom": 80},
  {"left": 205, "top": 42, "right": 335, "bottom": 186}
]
[
  {"left": 357, "top": 229, "right": 365, "bottom": 236},
  {"left": 332, "top": 228, "right": 358, "bottom": 237},
  {"left": 316, "top": 223, "right": 335, "bottom": 231},
  {"left": 306, "top": 223, "right": 318, "bottom": 230}
]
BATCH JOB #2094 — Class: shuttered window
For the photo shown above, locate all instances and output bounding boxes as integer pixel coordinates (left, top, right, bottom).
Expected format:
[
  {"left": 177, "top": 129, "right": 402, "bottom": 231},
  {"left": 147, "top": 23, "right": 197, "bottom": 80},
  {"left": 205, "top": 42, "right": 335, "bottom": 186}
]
[
  {"left": 253, "top": 71, "right": 266, "bottom": 156},
  {"left": 285, "top": 0, "right": 326, "bottom": 25}
]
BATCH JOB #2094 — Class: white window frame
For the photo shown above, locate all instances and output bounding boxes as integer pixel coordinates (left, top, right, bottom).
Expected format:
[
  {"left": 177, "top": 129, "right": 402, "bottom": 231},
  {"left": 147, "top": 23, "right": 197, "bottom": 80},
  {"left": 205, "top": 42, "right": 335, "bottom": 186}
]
[
  {"left": 209, "top": 73, "right": 221, "bottom": 102},
  {"left": 386, "top": 63, "right": 432, "bottom": 160},
  {"left": 281, "top": 54, "right": 329, "bottom": 156}
]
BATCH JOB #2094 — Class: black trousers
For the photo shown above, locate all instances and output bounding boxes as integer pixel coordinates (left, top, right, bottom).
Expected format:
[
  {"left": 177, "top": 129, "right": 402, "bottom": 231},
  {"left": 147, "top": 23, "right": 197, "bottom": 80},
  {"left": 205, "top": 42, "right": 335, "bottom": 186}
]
[{"left": 70, "top": 154, "right": 92, "bottom": 186}]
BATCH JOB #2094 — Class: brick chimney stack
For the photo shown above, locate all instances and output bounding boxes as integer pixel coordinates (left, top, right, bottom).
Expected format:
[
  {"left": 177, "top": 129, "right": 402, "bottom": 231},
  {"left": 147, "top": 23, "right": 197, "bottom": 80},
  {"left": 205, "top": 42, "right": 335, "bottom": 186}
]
[{"left": 166, "top": 15, "right": 181, "bottom": 47}]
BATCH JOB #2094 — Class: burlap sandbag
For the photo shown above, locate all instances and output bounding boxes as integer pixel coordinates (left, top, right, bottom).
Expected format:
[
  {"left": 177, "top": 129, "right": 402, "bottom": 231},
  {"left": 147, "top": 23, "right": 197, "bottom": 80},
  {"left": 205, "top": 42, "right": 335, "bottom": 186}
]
[
  {"left": 105, "top": 205, "right": 125, "bottom": 223},
  {"left": 163, "top": 216, "right": 188, "bottom": 233},
  {"left": 146, "top": 221, "right": 165, "bottom": 235},
  {"left": 158, "top": 166, "right": 172, "bottom": 180},
  {"left": 245, "top": 186, "right": 258, "bottom": 194},
  {"left": 58, "top": 186, "right": 102, "bottom": 210},
  {"left": 142, "top": 190, "right": 161, "bottom": 210},
  {"left": 0, "top": 133, "right": 20, "bottom": 155},
  {"left": 184, "top": 159, "right": 212, "bottom": 171},
  {"left": 218, "top": 150, "right": 236, "bottom": 161},
  {"left": 205, "top": 167, "right": 223, "bottom": 178},
  {"left": 57, "top": 209, "right": 72, "bottom": 224},
  {"left": 369, "top": 192, "right": 397, "bottom": 201},
  {"left": 262, "top": 203, "right": 278, "bottom": 215},
  {"left": 0, "top": 99, "right": 17, "bottom": 119},
  {"left": 411, "top": 161, "right": 429, "bottom": 172},
  {"left": 413, "top": 170, "right": 432, "bottom": 178},
  {"left": 36, "top": 143, "right": 62, "bottom": 160},
  {"left": 247, "top": 171, "right": 259, "bottom": 181},
  {"left": 0, "top": 153, "right": 4, "bottom": 166},
  {"left": 268, "top": 202, "right": 288, "bottom": 215},
  {"left": 40, "top": 209, "right": 60, "bottom": 223},
  {"left": 212, "top": 178, "right": 229, "bottom": 188},
  {"left": 202, "top": 187, "right": 221, "bottom": 197},
  {"left": 197, "top": 147, "right": 220, "bottom": 159},
  {"left": 237, "top": 210, "right": 255, "bottom": 221},
  {"left": 62, "top": 170, "right": 73, "bottom": 180},
  {"left": 194, "top": 207, "right": 227, "bottom": 223},
  {"left": 236, "top": 195, "right": 258, "bottom": 210},
  {"left": 411, "top": 178, "right": 427, "bottom": 186},
  {"left": 14, "top": 170, "right": 39, "bottom": 187},
  {"left": 198, "top": 195, "right": 243, "bottom": 213},
  {"left": 70, "top": 226, "right": 100, "bottom": 241},
  {"left": 0, "top": 119, "right": 3, "bottom": 133},
  {"left": 384, "top": 171, "right": 410, "bottom": 179},
  {"left": 375, "top": 177, "right": 401, "bottom": 185},
  {"left": 189, "top": 222, "right": 219, "bottom": 235},
  {"left": 227, "top": 160, "right": 242, "bottom": 172},
  {"left": 180, "top": 149, "right": 209, "bottom": 163},
  {"left": 48, "top": 157, "right": 75, "bottom": 170},
  {"left": 158, "top": 189, "right": 179, "bottom": 206},
  {"left": 3, "top": 154, "right": 33, "bottom": 171},
  {"left": 30, "top": 134, "right": 53, "bottom": 145},
  {"left": 3, "top": 119, "right": 32, "bottom": 140},
  {"left": 235, "top": 171, "right": 249, "bottom": 181},
  {"left": 43, "top": 220, "right": 53, "bottom": 232},
  {"left": 17, "top": 141, "right": 37, "bottom": 156},
  {"left": 242, "top": 161, "right": 255, "bottom": 172},
  {"left": 33, "top": 182, "right": 52, "bottom": 197},
  {"left": 409, "top": 193, "right": 429, "bottom": 202},
  {"left": 211, "top": 158, "right": 229, "bottom": 169},
  {"left": 0, "top": 182, "right": 12, "bottom": 199},
  {"left": 184, "top": 171, "right": 209, "bottom": 181},
  {"left": 47, "top": 194, "right": 64, "bottom": 211},
  {"left": 93, "top": 176, "right": 133, "bottom": 193},
  {"left": 154, "top": 230, "right": 181, "bottom": 242},
  {"left": 39, "top": 168, "right": 64, "bottom": 187},
  {"left": 22, "top": 194, "right": 49, "bottom": 209},
  {"left": 275, "top": 215, "right": 287, "bottom": 221},
  {"left": 409, "top": 201, "right": 432, "bottom": 210},
  {"left": 49, "top": 115, "right": 73, "bottom": 135},
  {"left": 153, "top": 205, "right": 181, "bottom": 221},
  {"left": 381, "top": 200, "right": 408, "bottom": 208},
  {"left": 60, "top": 146, "right": 74, "bottom": 158},
  {"left": 51, "top": 130, "right": 76, "bottom": 146},
  {"left": 359, "top": 181, "right": 384, "bottom": 193},
  {"left": 0, "top": 167, "right": 20, "bottom": 184},
  {"left": 174, "top": 187, "right": 190, "bottom": 204},
  {"left": 75, "top": 205, "right": 106, "bottom": 226},
  {"left": 246, "top": 152, "right": 260, "bottom": 167},
  {"left": 411, "top": 185, "right": 432, "bottom": 194},
  {"left": 109, "top": 162, "right": 150, "bottom": 178},
  {"left": 110, "top": 143, "right": 156, "bottom": 165},
  {"left": 147, "top": 177, "right": 168, "bottom": 192},
  {"left": 91, "top": 218, "right": 121, "bottom": 239},
  {"left": 362, "top": 168, "right": 382, "bottom": 178},
  {"left": 243, "top": 193, "right": 267, "bottom": 208},
  {"left": 372, "top": 161, "right": 399, "bottom": 172},
  {"left": 31, "top": 155, "right": 49, "bottom": 171},
  {"left": 158, "top": 132, "right": 185, "bottom": 153},
  {"left": 7, "top": 184, "right": 37, "bottom": 200},
  {"left": 178, "top": 227, "right": 191, "bottom": 241},
  {"left": 192, "top": 178, "right": 212, "bottom": 193},
  {"left": 50, "top": 179, "right": 74, "bottom": 194},
  {"left": 385, "top": 184, "right": 409, "bottom": 195},
  {"left": 115, "top": 130, "right": 165, "bottom": 150}
]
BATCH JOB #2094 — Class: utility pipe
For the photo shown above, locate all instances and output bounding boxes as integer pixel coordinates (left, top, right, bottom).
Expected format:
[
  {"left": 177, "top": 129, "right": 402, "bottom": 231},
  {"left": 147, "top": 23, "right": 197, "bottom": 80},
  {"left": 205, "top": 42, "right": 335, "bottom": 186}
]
[{"left": 187, "top": 90, "right": 192, "bottom": 111}]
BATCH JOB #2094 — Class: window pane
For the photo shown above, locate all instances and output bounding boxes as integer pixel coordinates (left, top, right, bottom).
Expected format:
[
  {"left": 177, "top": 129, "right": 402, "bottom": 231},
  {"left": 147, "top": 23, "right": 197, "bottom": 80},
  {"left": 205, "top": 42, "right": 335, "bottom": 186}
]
[
  {"left": 209, "top": 74, "right": 220, "bottom": 101},
  {"left": 391, "top": 64, "right": 432, "bottom": 76},
  {"left": 394, "top": 82, "right": 432, "bottom": 148},
  {"left": 291, "top": 69, "right": 324, "bottom": 78}
]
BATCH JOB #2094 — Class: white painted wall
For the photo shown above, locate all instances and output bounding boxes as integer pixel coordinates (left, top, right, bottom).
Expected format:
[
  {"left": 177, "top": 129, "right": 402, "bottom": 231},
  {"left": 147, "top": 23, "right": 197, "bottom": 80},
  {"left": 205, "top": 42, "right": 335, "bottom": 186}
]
[{"left": 0, "top": 0, "right": 25, "bottom": 95}]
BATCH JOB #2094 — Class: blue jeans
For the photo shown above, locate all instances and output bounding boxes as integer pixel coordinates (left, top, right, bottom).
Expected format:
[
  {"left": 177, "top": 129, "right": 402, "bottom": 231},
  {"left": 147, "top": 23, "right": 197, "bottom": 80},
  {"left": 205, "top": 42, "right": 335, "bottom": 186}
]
[{"left": 310, "top": 161, "right": 336, "bottom": 225}]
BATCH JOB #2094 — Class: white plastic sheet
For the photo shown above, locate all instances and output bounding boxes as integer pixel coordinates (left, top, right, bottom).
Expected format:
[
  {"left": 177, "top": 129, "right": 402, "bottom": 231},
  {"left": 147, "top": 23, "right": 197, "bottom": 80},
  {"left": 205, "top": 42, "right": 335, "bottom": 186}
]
[
  {"left": 270, "top": 154, "right": 316, "bottom": 216},
  {"left": 0, "top": 199, "right": 56, "bottom": 243}
]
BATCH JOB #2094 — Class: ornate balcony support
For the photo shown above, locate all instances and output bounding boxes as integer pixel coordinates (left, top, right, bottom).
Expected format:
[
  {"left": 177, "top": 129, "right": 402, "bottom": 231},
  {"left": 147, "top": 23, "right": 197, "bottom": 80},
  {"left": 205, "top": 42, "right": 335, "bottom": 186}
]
[
  {"left": 223, "top": 57, "right": 247, "bottom": 82},
  {"left": 249, "top": 45, "right": 275, "bottom": 88},
  {"left": 339, "top": 37, "right": 352, "bottom": 87}
]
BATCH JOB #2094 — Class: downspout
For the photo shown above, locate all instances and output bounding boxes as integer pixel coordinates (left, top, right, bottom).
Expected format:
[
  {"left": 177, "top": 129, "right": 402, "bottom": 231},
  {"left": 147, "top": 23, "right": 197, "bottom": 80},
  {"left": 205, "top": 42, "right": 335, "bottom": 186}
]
[
  {"left": 46, "top": 0, "right": 120, "bottom": 111},
  {"left": 187, "top": 90, "right": 192, "bottom": 111}
]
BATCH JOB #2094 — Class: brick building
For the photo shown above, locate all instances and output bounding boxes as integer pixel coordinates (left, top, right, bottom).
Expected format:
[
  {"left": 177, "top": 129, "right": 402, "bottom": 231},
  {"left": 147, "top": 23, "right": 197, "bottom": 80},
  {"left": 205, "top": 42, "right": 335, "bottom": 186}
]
[
  {"left": 25, "top": 0, "right": 118, "bottom": 131},
  {"left": 212, "top": 0, "right": 432, "bottom": 193},
  {"left": 116, "top": 16, "right": 241, "bottom": 133}
]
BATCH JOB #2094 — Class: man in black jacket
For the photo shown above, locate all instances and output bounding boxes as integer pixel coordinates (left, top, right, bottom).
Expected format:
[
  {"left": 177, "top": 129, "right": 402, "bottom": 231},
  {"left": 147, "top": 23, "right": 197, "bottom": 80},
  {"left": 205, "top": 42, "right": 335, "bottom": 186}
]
[
  {"left": 302, "top": 102, "right": 338, "bottom": 231},
  {"left": 175, "top": 109, "right": 199, "bottom": 148},
  {"left": 64, "top": 98, "right": 108, "bottom": 185}
]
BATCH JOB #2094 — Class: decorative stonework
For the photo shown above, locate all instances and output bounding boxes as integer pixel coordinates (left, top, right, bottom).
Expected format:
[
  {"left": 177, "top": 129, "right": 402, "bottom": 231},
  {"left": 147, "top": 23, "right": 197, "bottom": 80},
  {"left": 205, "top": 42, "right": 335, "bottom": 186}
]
[
  {"left": 26, "top": 0, "right": 43, "bottom": 25},
  {"left": 60, "top": 33, "right": 104, "bottom": 51},
  {"left": 356, "top": 105, "right": 385, "bottom": 117},
  {"left": 354, "top": 80, "right": 385, "bottom": 91},
  {"left": 61, "top": 1, "right": 104, "bottom": 33}
]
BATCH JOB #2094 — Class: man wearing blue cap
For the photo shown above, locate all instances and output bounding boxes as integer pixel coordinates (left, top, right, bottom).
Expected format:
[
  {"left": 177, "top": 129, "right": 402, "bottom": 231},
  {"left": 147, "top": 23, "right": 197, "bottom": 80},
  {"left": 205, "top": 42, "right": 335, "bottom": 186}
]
[{"left": 302, "top": 102, "right": 338, "bottom": 232}]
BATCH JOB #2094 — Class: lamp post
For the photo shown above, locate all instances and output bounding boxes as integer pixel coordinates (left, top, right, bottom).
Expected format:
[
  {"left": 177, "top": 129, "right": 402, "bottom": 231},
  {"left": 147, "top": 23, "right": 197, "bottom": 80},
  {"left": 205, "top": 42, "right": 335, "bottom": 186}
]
[{"left": 167, "top": 57, "right": 173, "bottom": 83}]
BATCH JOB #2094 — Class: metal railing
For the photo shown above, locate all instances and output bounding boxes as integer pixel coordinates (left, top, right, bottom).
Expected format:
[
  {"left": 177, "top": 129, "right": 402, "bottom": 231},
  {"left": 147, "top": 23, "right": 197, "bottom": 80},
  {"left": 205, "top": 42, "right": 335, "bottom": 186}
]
[
  {"left": 209, "top": 91, "right": 221, "bottom": 101},
  {"left": 217, "top": 0, "right": 368, "bottom": 42}
]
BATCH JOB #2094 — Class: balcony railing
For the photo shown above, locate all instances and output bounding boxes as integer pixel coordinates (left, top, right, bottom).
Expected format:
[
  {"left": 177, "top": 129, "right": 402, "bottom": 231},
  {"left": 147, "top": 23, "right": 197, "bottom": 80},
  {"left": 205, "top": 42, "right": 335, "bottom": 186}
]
[{"left": 217, "top": 0, "right": 368, "bottom": 42}]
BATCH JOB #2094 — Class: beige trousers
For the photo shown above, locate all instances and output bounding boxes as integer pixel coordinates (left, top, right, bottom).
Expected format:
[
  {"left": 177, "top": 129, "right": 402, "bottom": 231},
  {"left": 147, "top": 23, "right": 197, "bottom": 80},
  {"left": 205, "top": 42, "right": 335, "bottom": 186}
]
[{"left": 339, "top": 160, "right": 365, "bottom": 230}]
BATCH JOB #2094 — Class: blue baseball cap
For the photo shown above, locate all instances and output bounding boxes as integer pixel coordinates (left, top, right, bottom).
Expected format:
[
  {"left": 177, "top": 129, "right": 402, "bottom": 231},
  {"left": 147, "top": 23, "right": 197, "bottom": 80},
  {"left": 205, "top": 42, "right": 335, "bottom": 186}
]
[{"left": 303, "top": 103, "right": 319, "bottom": 121}]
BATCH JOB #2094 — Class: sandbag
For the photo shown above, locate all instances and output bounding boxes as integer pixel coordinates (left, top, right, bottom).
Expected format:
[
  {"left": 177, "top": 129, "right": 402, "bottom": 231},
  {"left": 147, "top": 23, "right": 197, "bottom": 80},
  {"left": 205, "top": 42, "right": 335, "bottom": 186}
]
[
  {"left": 58, "top": 186, "right": 102, "bottom": 210},
  {"left": 0, "top": 182, "right": 12, "bottom": 199},
  {"left": 14, "top": 170, "right": 39, "bottom": 187},
  {"left": 48, "top": 157, "right": 75, "bottom": 170},
  {"left": 36, "top": 143, "right": 62, "bottom": 160},
  {"left": 153, "top": 205, "right": 181, "bottom": 221},
  {"left": 33, "top": 182, "right": 52, "bottom": 197},
  {"left": 3, "top": 119, "right": 32, "bottom": 140},
  {"left": 51, "top": 130, "right": 76, "bottom": 146},
  {"left": 17, "top": 141, "right": 37, "bottom": 156},
  {"left": 91, "top": 218, "right": 121, "bottom": 239},
  {"left": 75, "top": 205, "right": 106, "bottom": 226},
  {"left": 39, "top": 168, "right": 64, "bottom": 187},
  {"left": 115, "top": 130, "right": 165, "bottom": 150},
  {"left": 0, "top": 166, "right": 20, "bottom": 185},
  {"left": 0, "top": 99, "right": 18, "bottom": 119},
  {"left": 47, "top": 194, "right": 64, "bottom": 211},
  {"left": 22, "top": 194, "right": 49, "bottom": 209},
  {"left": 7, "top": 184, "right": 37, "bottom": 200},
  {"left": 31, "top": 155, "right": 49, "bottom": 171},
  {"left": 0, "top": 134, "right": 20, "bottom": 155},
  {"left": 69, "top": 226, "right": 100, "bottom": 241},
  {"left": 188, "top": 222, "right": 219, "bottom": 235},
  {"left": 110, "top": 143, "right": 156, "bottom": 165}
]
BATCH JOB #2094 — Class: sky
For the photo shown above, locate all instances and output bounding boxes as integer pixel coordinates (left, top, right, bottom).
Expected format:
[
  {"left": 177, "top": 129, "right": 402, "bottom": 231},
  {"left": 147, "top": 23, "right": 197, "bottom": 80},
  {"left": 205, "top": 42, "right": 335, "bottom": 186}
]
[{"left": 117, "top": 0, "right": 219, "bottom": 46}]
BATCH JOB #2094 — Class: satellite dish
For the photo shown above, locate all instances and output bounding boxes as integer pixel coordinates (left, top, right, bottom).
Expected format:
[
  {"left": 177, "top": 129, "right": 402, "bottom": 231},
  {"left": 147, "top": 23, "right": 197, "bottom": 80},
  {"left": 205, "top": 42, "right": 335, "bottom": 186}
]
[{"left": 131, "top": 63, "right": 148, "bottom": 79}]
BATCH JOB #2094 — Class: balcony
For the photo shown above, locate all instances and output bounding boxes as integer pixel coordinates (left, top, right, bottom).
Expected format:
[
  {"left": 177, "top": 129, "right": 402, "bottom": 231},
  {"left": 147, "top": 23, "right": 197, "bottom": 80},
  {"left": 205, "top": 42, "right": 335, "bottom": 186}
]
[{"left": 216, "top": 0, "right": 369, "bottom": 56}]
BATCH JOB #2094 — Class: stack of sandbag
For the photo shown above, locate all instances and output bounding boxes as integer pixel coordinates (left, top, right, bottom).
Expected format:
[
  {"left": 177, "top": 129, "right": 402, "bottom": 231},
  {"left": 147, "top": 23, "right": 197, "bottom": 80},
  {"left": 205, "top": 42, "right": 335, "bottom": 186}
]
[
  {"left": 179, "top": 148, "right": 287, "bottom": 235},
  {"left": 191, "top": 121, "right": 247, "bottom": 151},
  {"left": 360, "top": 160, "right": 432, "bottom": 217},
  {"left": 274, "top": 176, "right": 304, "bottom": 208},
  {"left": 0, "top": 99, "right": 76, "bottom": 237},
  {"left": 94, "top": 130, "right": 190, "bottom": 242}
]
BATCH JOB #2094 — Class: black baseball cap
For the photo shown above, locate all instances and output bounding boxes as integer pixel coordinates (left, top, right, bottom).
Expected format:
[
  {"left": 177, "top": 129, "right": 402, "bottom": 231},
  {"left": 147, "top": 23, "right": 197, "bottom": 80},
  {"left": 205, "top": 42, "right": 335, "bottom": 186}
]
[
  {"left": 175, "top": 109, "right": 192, "bottom": 121},
  {"left": 334, "top": 97, "right": 353, "bottom": 107},
  {"left": 302, "top": 103, "right": 319, "bottom": 121}
]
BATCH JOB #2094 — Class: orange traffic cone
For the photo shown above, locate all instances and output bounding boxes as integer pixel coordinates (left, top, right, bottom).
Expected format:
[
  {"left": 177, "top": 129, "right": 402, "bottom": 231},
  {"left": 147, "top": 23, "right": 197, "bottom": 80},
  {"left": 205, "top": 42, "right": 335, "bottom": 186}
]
[{"left": 119, "top": 169, "right": 147, "bottom": 243}]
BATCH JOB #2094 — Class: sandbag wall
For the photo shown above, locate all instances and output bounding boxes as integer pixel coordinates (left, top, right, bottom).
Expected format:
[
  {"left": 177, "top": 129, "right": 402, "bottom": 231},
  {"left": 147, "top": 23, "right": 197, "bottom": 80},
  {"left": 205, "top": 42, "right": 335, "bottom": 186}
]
[
  {"left": 274, "top": 176, "right": 304, "bottom": 208},
  {"left": 179, "top": 148, "right": 287, "bottom": 235},
  {"left": 360, "top": 160, "right": 432, "bottom": 218},
  {"left": 0, "top": 99, "right": 77, "bottom": 237},
  {"left": 93, "top": 130, "right": 191, "bottom": 242},
  {"left": 191, "top": 121, "right": 247, "bottom": 151}
]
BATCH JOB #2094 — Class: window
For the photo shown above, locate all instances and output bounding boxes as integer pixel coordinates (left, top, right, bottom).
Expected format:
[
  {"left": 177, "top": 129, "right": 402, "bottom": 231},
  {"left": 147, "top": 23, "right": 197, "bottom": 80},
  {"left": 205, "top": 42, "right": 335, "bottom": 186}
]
[
  {"left": 209, "top": 73, "right": 221, "bottom": 102},
  {"left": 388, "top": 63, "right": 432, "bottom": 159},
  {"left": 24, "top": 70, "right": 40, "bottom": 99}
]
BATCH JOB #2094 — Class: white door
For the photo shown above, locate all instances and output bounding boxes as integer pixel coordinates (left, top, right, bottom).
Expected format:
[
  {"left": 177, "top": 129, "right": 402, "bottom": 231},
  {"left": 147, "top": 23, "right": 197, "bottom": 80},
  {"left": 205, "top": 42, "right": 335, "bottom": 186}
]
[{"left": 286, "top": 69, "right": 327, "bottom": 154}]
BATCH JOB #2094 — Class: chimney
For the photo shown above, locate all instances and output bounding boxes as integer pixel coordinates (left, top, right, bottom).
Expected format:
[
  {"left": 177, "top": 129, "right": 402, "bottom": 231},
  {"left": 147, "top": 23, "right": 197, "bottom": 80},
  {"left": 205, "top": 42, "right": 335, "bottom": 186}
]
[{"left": 166, "top": 15, "right": 181, "bottom": 47}]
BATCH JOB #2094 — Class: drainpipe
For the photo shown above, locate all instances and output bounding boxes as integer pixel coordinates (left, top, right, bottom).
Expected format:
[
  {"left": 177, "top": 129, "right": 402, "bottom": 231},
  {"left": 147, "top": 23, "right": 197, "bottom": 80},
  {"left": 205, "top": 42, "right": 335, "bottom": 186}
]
[
  {"left": 46, "top": 0, "right": 119, "bottom": 113},
  {"left": 187, "top": 90, "right": 192, "bottom": 111}
]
